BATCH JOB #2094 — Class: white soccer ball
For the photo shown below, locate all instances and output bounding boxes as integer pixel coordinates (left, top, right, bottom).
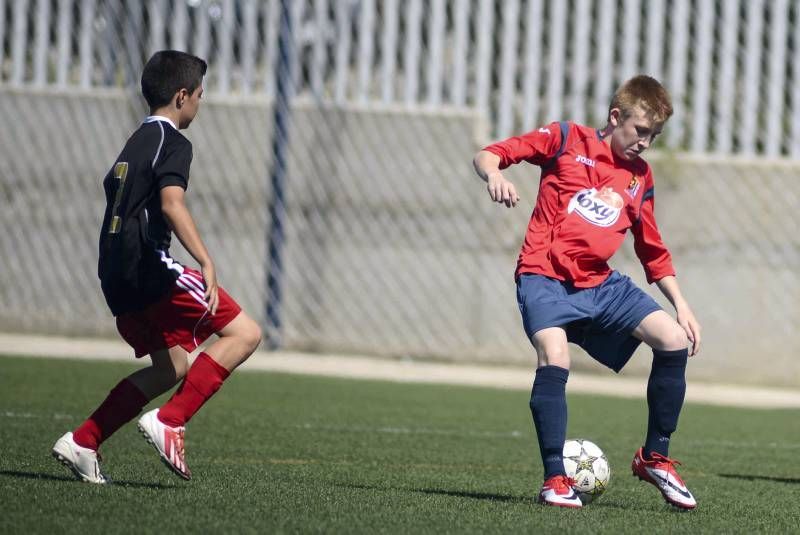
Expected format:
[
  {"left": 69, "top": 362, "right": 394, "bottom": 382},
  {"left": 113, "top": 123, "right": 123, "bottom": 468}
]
[{"left": 562, "top": 438, "right": 611, "bottom": 504}]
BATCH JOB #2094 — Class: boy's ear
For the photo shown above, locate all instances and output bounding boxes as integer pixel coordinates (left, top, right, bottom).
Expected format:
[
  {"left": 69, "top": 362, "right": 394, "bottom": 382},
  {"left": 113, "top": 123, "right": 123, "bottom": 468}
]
[
  {"left": 608, "top": 107, "right": 622, "bottom": 127},
  {"left": 175, "top": 88, "right": 189, "bottom": 109}
]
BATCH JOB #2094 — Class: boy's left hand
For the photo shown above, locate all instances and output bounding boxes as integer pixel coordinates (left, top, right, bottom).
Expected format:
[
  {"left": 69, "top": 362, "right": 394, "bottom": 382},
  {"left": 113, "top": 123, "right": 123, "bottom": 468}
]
[
  {"left": 202, "top": 263, "right": 219, "bottom": 315},
  {"left": 676, "top": 305, "right": 701, "bottom": 356}
]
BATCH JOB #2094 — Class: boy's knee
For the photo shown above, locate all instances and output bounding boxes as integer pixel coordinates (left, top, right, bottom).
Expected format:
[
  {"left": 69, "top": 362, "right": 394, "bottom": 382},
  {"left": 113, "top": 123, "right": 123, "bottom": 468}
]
[
  {"left": 656, "top": 328, "right": 689, "bottom": 352},
  {"left": 537, "top": 344, "right": 570, "bottom": 368},
  {"left": 531, "top": 328, "right": 571, "bottom": 368},
  {"left": 248, "top": 324, "right": 263, "bottom": 353},
  {"left": 539, "top": 347, "right": 569, "bottom": 370},
  {"left": 240, "top": 319, "right": 262, "bottom": 354}
]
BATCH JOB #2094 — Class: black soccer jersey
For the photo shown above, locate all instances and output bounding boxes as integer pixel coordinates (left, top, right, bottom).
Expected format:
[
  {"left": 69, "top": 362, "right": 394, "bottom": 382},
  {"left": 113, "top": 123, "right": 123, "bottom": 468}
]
[{"left": 98, "top": 117, "right": 192, "bottom": 315}]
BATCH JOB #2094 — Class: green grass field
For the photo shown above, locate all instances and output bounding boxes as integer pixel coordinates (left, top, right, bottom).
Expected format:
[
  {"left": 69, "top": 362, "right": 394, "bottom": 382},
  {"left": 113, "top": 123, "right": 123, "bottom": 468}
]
[{"left": 1, "top": 355, "right": 799, "bottom": 534}]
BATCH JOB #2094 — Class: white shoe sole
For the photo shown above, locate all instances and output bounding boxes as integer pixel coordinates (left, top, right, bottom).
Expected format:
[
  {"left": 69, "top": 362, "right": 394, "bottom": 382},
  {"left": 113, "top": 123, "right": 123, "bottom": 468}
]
[{"left": 632, "top": 471, "right": 696, "bottom": 510}]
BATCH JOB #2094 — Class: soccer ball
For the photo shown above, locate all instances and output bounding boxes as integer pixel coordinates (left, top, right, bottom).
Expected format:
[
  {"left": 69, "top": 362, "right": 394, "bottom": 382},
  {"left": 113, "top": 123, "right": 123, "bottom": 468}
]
[{"left": 562, "top": 438, "right": 611, "bottom": 503}]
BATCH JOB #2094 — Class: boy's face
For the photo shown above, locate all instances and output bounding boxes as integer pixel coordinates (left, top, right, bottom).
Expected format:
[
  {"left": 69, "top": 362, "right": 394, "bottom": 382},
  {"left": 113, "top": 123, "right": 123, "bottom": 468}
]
[
  {"left": 608, "top": 106, "right": 663, "bottom": 160},
  {"left": 177, "top": 84, "right": 204, "bottom": 129}
]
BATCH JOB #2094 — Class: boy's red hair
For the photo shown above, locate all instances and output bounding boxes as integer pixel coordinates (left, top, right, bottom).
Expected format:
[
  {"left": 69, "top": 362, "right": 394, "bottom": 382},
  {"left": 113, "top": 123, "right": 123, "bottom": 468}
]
[{"left": 609, "top": 75, "right": 673, "bottom": 123}]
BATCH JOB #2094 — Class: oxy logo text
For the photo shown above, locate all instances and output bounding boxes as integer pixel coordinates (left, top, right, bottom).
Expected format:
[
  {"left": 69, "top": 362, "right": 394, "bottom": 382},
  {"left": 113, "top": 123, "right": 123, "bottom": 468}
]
[{"left": 567, "top": 187, "right": 623, "bottom": 227}]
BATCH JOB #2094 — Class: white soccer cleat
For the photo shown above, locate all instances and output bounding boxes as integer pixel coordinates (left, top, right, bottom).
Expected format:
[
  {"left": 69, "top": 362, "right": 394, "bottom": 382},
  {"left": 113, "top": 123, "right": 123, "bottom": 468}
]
[
  {"left": 51, "top": 432, "right": 109, "bottom": 484},
  {"left": 137, "top": 409, "right": 191, "bottom": 480},
  {"left": 538, "top": 474, "right": 583, "bottom": 508},
  {"left": 632, "top": 447, "right": 696, "bottom": 510}
]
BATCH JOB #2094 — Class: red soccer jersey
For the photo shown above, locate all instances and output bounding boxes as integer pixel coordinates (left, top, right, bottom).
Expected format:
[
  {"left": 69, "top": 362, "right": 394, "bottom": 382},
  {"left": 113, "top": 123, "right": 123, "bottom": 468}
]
[{"left": 484, "top": 121, "right": 675, "bottom": 287}]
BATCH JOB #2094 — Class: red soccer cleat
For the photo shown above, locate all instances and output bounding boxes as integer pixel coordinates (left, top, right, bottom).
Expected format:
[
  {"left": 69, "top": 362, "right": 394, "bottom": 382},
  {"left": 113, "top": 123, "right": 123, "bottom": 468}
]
[
  {"left": 538, "top": 474, "right": 583, "bottom": 508},
  {"left": 631, "top": 447, "right": 696, "bottom": 509}
]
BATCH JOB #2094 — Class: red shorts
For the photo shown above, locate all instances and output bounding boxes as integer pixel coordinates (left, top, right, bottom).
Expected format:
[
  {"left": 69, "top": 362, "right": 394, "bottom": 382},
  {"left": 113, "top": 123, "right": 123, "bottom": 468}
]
[{"left": 116, "top": 267, "right": 242, "bottom": 358}]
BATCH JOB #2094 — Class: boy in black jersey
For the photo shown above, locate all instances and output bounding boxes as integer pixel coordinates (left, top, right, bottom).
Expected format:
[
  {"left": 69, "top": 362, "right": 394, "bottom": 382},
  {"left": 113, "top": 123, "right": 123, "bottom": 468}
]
[{"left": 52, "top": 51, "right": 262, "bottom": 483}]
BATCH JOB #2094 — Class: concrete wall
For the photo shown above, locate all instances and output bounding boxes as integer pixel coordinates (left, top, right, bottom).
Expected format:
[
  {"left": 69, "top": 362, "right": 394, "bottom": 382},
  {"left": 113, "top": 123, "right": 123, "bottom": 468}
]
[{"left": 1, "top": 88, "right": 797, "bottom": 387}]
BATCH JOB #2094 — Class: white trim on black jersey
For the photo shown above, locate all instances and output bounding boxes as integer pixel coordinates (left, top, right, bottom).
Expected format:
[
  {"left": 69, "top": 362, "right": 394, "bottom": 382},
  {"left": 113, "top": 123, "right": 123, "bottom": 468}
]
[
  {"left": 152, "top": 121, "right": 165, "bottom": 167},
  {"left": 143, "top": 115, "right": 177, "bottom": 129},
  {"left": 143, "top": 115, "right": 176, "bottom": 168},
  {"left": 156, "top": 248, "right": 184, "bottom": 276}
]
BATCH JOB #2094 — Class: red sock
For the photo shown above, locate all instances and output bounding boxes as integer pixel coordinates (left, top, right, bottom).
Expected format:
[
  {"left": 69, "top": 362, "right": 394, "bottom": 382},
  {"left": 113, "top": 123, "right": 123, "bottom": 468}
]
[
  {"left": 157, "top": 352, "right": 230, "bottom": 427},
  {"left": 72, "top": 379, "right": 148, "bottom": 450}
]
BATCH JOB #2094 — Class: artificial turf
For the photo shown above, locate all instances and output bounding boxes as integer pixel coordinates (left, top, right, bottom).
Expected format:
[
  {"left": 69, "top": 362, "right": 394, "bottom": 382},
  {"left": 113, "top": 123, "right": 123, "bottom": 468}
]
[{"left": 1, "top": 355, "right": 798, "bottom": 534}]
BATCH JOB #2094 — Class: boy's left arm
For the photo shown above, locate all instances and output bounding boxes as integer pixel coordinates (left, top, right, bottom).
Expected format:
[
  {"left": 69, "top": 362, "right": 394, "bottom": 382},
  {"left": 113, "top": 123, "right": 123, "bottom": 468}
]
[
  {"left": 161, "top": 185, "right": 219, "bottom": 314},
  {"left": 632, "top": 173, "right": 701, "bottom": 355}
]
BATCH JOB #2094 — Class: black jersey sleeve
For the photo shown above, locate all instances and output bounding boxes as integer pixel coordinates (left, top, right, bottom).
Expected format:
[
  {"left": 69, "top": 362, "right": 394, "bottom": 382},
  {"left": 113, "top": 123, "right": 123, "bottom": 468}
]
[{"left": 154, "top": 138, "right": 192, "bottom": 190}]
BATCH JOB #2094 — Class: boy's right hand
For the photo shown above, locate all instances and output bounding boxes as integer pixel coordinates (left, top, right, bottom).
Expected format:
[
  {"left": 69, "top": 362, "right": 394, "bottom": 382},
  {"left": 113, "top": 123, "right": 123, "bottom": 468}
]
[{"left": 487, "top": 171, "right": 520, "bottom": 207}]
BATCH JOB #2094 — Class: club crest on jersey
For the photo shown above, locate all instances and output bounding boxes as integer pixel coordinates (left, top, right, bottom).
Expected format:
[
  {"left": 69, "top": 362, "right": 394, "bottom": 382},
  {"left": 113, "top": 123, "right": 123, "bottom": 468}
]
[
  {"left": 567, "top": 187, "right": 624, "bottom": 227},
  {"left": 626, "top": 175, "right": 641, "bottom": 198}
]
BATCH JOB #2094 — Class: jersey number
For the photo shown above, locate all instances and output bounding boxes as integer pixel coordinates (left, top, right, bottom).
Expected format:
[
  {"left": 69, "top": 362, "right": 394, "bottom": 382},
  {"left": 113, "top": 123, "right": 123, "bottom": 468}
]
[{"left": 108, "top": 162, "right": 129, "bottom": 234}]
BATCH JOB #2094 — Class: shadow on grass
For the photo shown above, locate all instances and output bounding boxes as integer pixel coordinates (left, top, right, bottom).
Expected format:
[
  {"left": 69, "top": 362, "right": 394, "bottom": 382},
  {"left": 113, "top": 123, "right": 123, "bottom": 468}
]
[
  {"left": 411, "top": 487, "right": 529, "bottom": 503},
  {"left": 591, "top": 498, "right": 693, "bottom": 513},
  {"left": 339, "top": 482, "right": 529, "bottom": 504},
  {"left": 719, "top": 473, "right": 800, "bottom": 485},
  {"left": 340, "top": 482, "right": 670, "bottom": 511},
  {"left": 0, "top": 470, "right": 178, "bottom": 489}
]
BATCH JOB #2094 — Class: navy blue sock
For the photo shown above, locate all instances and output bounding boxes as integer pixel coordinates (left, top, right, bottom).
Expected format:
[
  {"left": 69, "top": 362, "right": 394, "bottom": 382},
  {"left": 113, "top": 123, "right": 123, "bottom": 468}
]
[
  {"left": 644, "top": 348, "right": 688, "bottom": 458},
  {"left": 530, "top": 365, "right": 569, "bottom": 479}
]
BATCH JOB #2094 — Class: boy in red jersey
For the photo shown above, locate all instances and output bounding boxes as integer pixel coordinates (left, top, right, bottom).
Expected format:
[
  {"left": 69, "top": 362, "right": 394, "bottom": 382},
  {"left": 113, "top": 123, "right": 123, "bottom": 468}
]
[
  {"left": 473, "top": 75, "right": 701, "bottom": 509},
  {"left": 52, "top": 51, "right": 262, "bottom": 483}
]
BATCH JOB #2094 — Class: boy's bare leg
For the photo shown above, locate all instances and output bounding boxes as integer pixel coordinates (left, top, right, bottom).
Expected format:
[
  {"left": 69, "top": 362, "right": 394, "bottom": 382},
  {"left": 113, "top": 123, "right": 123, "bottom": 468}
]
[
  {"left": 69, "top": 347, "right": 188, "bottom": 451},
  {"left": 630, "top": 310, "right": 696, "bottom": 509},
  {"left": 53, "top": 346, "right": 189, "bottom": 483},
  {"left": 531, "top": 327, "right": 571, "bottom": 368},
  {"left": 128, "top": 346, "right": 190, "bottom": 399},
  {"left": 633, "top": 310, "right": 690, "bottom": 459},
  {"left": 529, "top": 327, "right": 580, "bottom": 506},
  {"left": 203, "top": 311, "right": 263, "bottom": 371},
  {"left": 632, "top": 310, "right": 688, "bottom": 351},
  {"left": 137, "top": 312, "right": 262, "bottom": 480}
]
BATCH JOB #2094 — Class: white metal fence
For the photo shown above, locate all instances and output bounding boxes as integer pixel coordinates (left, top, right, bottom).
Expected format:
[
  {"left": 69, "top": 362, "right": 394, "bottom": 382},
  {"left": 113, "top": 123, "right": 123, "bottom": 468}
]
[
  {"left": 3, "top": 0, "right": 800, "bottom": 156},
  {"left": 1, "top": 0, "right": 799, "bottom": 387}
]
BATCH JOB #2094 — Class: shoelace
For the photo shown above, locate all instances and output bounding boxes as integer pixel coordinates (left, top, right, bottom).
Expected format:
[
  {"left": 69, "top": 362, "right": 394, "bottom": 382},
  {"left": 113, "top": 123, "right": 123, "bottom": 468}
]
[
  {"left": 164, "top": 426, "right": 186, "bottom": 460},
  {"left": 175, "top": 428, "right": 186, "bottom": 458},
  {"left": 648, "top": 452, "right": 682, "bottom": 475},
  {"left": 546, "top": 475, "right": 577, "bottom": 493}
]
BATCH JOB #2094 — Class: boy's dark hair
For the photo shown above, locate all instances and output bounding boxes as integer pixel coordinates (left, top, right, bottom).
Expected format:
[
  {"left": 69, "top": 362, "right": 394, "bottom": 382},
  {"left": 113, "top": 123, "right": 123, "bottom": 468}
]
[{"left": 141, "top": 50, "right": 207, "bottom": 109}]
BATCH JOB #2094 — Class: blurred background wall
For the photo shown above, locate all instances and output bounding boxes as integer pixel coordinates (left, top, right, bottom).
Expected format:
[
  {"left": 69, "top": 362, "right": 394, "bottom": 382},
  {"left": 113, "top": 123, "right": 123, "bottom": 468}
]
[{"left": 0, "top": 0, "right": 798, "bottom": 387}]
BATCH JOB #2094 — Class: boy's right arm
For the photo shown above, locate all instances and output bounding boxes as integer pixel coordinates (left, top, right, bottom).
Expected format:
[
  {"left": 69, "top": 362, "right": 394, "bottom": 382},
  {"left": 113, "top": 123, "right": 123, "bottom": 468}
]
[
  {"left": 473, "top": 150, "right": 520, "bottom": 208},
  {"left": 473, "top": 122, "right": 564, "bottom": 208},
  {"left": 160, "top": 185, "right": 219, "bottom": 314}
]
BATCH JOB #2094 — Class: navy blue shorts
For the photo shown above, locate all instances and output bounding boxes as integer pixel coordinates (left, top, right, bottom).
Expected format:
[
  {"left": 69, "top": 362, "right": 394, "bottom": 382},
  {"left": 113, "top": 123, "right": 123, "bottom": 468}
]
[{"left": 516, "top": 271, "right": 662, "bottom": 372}]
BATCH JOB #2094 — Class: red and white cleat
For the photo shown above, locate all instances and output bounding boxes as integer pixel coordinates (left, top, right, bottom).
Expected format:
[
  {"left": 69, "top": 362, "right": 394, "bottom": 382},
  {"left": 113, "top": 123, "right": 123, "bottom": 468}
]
[
  {"left": 51, "top": 432, "right": 110, "bottom": 484},
  {"left": 137, "top": 409, "right": 191, "bottom": 480},
  {"left": 631, "top": 447, "right": 696, "bottom": 510},
  {"left": 538, "top": 474, "right": 583, "bottom": 508}
]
